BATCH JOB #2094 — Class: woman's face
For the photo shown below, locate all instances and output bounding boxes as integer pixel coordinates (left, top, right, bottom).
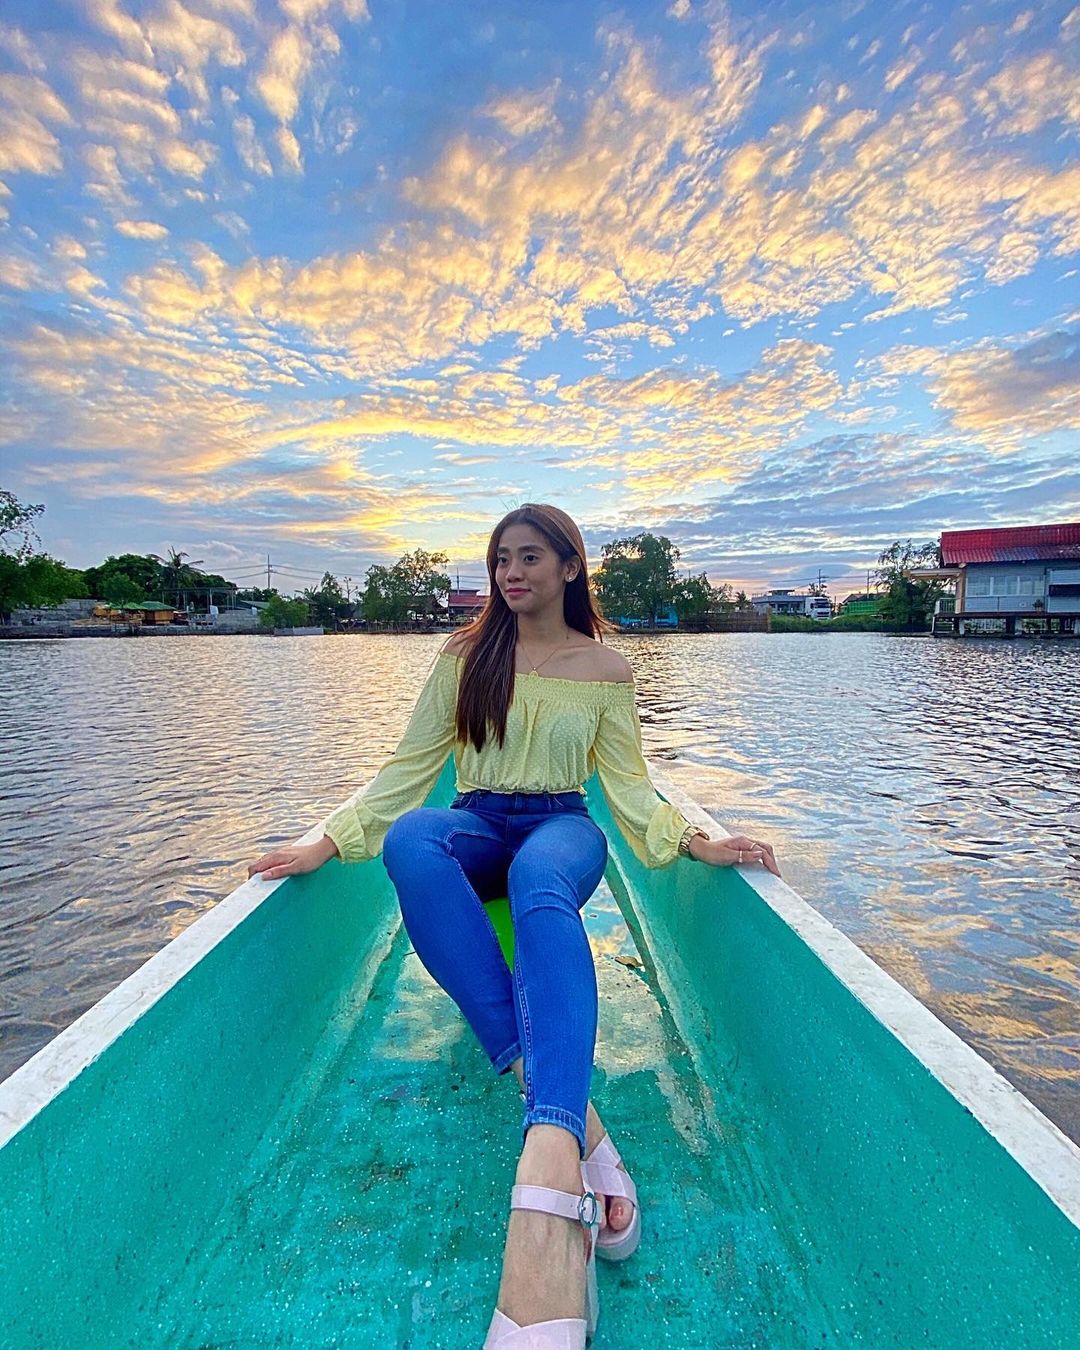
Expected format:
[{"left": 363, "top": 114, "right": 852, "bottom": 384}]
[{"left": 495, "top": 523, "right": 579, "bottom": 614}]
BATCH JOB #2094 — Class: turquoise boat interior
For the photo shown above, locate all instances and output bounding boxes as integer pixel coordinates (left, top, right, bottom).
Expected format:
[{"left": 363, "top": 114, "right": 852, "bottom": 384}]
[{"left": 2, "top": 757, "right": 1078, "bottom": 1347}]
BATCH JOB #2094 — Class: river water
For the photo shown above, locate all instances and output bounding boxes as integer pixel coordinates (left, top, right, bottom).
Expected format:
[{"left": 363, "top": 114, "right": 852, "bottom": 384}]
[{"left": 1, "top": 633, "right": 1078, "bottom": 1144}]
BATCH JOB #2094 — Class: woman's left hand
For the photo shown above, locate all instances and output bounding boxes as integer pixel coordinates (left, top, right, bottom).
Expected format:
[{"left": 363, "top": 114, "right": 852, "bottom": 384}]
[{"left": 692, "top": 833, "right": 782, "bottom": 878}]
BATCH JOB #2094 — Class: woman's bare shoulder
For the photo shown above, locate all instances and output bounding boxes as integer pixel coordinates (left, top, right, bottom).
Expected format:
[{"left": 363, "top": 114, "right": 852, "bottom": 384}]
[
  {"left": 585, "top": 641, "right": 633, "bottom": 683},
  {"left": 440, "top": 630, "right": 475, "bottom": 657}
]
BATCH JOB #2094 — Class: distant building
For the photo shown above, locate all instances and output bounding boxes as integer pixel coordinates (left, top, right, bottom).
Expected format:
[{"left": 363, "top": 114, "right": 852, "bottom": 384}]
[
  {"left": 913, "top": 523, "right": 1080, "bottom": 637},
  {"left": 839, "top": 592, "right": 883, "bottom": 617},
  {"left": 751, "top": 589, "right": 832, "bottom": 620},
  {"left": 125, "top": 603, "right": 177, "bottom": 625},
  {"left": 448, "top": 588, "right": 486, "bottom": 622}
]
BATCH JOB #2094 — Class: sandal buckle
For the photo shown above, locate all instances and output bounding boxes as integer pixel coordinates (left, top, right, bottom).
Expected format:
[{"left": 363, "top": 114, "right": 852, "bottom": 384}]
[{"left": 578, "top": 1190, "right": 599, "bottom": 1228}]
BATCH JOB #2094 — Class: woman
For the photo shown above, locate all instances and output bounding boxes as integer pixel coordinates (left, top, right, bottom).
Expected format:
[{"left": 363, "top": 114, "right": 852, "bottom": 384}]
[{"left": 248, "top": 503, "right": 780, "bottom": 1348}]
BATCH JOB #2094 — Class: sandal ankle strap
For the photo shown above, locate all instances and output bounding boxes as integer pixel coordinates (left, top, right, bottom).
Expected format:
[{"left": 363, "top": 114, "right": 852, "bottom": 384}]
[{"left": 510, "top": 1184, "right": 600, "bottom": 1230}]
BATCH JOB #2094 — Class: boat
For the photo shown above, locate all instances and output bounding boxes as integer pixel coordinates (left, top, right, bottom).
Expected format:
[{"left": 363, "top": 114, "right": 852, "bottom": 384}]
[{"left": 2, "top": 757, "right": 1078, "bottom": 1347}]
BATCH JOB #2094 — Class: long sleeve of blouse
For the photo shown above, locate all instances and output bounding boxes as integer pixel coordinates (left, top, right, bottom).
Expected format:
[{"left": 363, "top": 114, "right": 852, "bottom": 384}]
[
  {"left": 321, "top": 649, "right": 696, "bottom": 869},
  {"left": 587, "top": 696, "right": 694, "bottom": 870},
  {"left": 321, "top": 653, "right": 458, "bottom": 863}
]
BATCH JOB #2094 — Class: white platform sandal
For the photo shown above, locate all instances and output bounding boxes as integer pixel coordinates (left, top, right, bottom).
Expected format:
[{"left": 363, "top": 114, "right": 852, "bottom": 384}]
[
  {"left": 483, "top": 1184, "right": 600, "bottom": 1348},
  {"left": 515, "top": 1089, "right": 640, "bottom": 1263},
  {"left": 581, "top": 1132, "right": 640, "bottom": 1262}
]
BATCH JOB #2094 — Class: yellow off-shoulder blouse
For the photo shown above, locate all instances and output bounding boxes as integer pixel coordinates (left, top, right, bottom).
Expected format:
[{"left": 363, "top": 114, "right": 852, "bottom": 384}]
[{"left": 322, "top": 649, "right": 699, "bottom": 869}]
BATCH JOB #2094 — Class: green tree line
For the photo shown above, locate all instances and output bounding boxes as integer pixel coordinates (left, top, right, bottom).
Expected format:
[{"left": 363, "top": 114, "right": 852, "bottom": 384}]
[{"left": 0, "top": 489, "right": 943, "bottom": 631}]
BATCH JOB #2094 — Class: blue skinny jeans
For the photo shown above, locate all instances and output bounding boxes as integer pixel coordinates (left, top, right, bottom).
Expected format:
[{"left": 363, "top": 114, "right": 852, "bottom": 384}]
[{"left": 382, "top": 789, "right": 609, "bottom": 1158}]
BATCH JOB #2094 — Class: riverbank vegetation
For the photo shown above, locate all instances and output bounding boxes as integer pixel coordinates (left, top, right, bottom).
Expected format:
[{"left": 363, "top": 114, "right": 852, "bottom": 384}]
[{"left": 1, "top": 489, "right": 941, "bottom": 633}]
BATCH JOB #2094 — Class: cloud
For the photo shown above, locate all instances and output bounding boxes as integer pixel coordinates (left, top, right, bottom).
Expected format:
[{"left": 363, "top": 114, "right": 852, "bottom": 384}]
[
  {"left": 0, "top": 254, "right": 43, "bottom": 290},
  {"left": 0, "top": 108, "right": 65, "bottom": 176},
  {"left": 0, "top": 74, "right": 72, "bottom": 177},
  {"left": 928, "top": 328, "right": 1080, "bottom": 437},
  {"left": 256, "top": 23, "right": 320, "bottom": 124},
  {"left": 280, "top": 0, "right": 370, "bottom": 20},
  {"left": 871, "top": 326, "right": 1080, "bottom": 441},
  {"left": 0, "top": 23, "right": 47, "bottom": 73},
  {"left": 973, "top": 51, "right": 1080, "bottom": 136},
  {"left": 83, "top": 0, "right": 245, "bottom": 107},
  {"left": 83, "top": 142, "right": 133, "bottom": 204},
  {"left": 213, "top": 210, "right": 251, "bottom": 239},
  {"left": 883, "top": 47, "right": 923, "bottom": 94},
  {"left": 0, "top": 73, "right": 72, "bottom": 125},
  {"left": 232, "top": 112, "right": 273, "bottom": 175},
  {"left": 483, "top": 84, "right": 560, "bottom": 137},
  {"left": 142, "top": 0, "right": 246, "bottom": 106},
  {"left": 115, "top": 219, "right": 169, "bottom": 239},
  {"left": 586, "top": 321, "right": 676, "bottom": 350},
  {"left": 253, "top": 0, "right": 368, "bottom": 153},
  {"left": 2, "top": 304, "right": 854, "bottom": 528},
  {"left": 71, "top": 49, "right": 218, "bottom": 190},
  {"left": 53, "top": 235, "right": 87, "bottom": 261},
  {"left": 274, "top": 125, "right": 303, "bottom": 172},
  {"left": 15, "top": 11, "right": 1076, "bottom": 384},
  {"left": 816, "top": 106, "right": 876, "bottom": 150}
]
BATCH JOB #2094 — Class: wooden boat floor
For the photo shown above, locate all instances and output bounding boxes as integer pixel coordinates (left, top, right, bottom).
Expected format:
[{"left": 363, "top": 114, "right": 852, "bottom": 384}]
[{"left": 155, "top": 879, "right": 835, "bottom": 1348}]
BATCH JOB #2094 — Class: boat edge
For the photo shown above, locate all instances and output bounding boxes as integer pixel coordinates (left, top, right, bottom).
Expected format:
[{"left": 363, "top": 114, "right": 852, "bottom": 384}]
[
  {"left": 0, "top": 817, "right": 332, "bottom": 1152},
  {"left": 645, "top": 759, "right": 1080, "bottom": 1232}
]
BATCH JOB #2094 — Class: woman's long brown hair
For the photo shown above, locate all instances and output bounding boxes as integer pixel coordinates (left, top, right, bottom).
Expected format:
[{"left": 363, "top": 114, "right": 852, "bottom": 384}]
[{"left": 453, "top": 503, "right": 619, "bottom": 753}]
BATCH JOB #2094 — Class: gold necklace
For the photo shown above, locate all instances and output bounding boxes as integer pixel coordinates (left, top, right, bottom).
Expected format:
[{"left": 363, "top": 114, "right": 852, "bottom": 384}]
[{"left": 518, "top": 627, "right": 571, "bottom": 675}]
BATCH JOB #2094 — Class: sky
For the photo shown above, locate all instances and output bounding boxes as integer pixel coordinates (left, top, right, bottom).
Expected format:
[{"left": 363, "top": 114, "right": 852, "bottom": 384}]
[{"left": 0, "top": 0, "right": 1078, "bottom": 602}]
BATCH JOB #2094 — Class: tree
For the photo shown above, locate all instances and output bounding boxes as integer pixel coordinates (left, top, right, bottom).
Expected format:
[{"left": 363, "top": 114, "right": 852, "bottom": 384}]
[
  {"left": 0, "top": 490, "right": 45, "bottom": 561},
  {"left": 150, "top": 548, "right": 205, "bottom": 607},
  {"left": 359, "top": 549, "right": 451, "bottom": 625},
  {"left": 83, "top": 554, "right": 166, "bottom": 601},
  {"left": 360, "top": 564, "right": 403, "bottom": 623},
  {"left": 101, "top": 573, "right": 144, "bottom": 608},
  {"left": 733, "top": 590, "right": 751, "bottom": 612},
  {"left": 0, "top": 553, "right": 87, "bottom": 618},
  {"left": 875, "top": 540, "right": 944, "bottom": 630},
  {"left": 302, "top": 572, "right": 350, "bottom": 628},
  {"left": 0, "top": 490, "right": 86, "bottom": 620},
  {"left": 392, "top": 548, "right": 451, "bottom": 619},
  {"left": 593, "top": 532, "right": 681, "bottom": 624},
  {"left": 672, "top": 572, "right": 714, "bottom": 622},
  {"left": 258, "top": 595, "right": 310, "bottom": 630},
  {"left": 710, "top": 582, "right": 736, "bottom": 612}
]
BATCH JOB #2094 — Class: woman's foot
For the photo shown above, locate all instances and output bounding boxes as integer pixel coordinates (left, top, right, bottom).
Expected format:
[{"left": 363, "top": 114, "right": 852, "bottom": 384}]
[
  {"left": 508, "top": 1057, "right": 633, "bottom": 1239},
  {"left": 584, "top": 1099, "right": 634, "bottom": 1236},
  {"left": 495, "top": 1124, "right": 591, "bottom": 1329}
]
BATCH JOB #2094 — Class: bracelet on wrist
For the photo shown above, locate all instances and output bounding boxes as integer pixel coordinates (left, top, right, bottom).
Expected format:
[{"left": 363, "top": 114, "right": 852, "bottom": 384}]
[{"left": 678, "top": 825, "right": 709, "bottom": 857}]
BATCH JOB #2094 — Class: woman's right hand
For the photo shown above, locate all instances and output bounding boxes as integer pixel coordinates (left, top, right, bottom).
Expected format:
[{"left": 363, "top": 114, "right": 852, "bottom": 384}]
[{"left": 247, "top": 834, "right": 339, "bottom": 881}]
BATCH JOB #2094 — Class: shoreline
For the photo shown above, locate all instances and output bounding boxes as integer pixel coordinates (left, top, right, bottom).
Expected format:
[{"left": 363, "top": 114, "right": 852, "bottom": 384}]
[
  {"left": 7, "top": 621, "right": 1066, "bottom": 641},
  {"left": 0, "top": 623, "right": 927, "bottom": 640}
]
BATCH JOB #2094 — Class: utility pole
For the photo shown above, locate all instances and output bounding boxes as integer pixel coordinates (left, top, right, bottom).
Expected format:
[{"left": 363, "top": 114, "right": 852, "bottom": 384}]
[{"left": 266, "top": 554, "right": 272, "bottom": 592}]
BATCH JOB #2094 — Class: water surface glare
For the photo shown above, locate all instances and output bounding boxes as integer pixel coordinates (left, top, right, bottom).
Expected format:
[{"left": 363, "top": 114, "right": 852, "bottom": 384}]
[{"left": 1, "top": 633, "right": 1078, "bottom": 1143}]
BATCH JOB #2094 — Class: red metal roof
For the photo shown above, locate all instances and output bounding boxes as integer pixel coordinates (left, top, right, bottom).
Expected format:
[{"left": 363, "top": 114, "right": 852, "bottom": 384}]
[{"left": 941, "top": 523, "right": 1080, "bottom": 565}]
